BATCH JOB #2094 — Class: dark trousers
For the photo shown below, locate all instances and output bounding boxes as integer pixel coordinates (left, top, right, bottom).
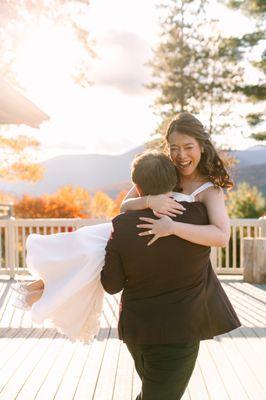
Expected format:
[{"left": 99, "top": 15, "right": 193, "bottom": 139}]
[{"left": 126, "top": 341, "right": 200, "bottom": 400}]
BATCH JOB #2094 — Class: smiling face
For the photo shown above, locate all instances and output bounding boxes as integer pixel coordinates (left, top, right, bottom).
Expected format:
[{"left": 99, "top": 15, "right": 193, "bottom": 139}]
[{"left": 168, "top": 131, "right": 202, "bottom": 177}]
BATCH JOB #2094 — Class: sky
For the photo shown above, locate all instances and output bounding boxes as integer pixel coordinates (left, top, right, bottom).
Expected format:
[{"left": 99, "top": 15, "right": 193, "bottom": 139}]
[{"left": 12, "top": 0, "right": 260, "bottom": 161}]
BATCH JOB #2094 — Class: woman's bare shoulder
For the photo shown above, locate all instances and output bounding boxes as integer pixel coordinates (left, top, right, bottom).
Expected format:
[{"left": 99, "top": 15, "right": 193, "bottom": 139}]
[{"left": 199, "top": 186, "right": 225, "bottom": 206}]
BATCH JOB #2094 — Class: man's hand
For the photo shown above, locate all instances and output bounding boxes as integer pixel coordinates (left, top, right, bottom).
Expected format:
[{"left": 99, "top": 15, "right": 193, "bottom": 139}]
[{"left": 137, "top": 212, "right": 175, "bottom": 246}]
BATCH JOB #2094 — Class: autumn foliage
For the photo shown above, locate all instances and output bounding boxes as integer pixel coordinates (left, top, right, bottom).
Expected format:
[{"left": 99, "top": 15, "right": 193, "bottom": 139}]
[
  {"left": 14, "top": 194, "right": 88, "bottom": 218},
  {"left": 0, "top": 133, "right": 43, "bottom": 182},
  {"left": 13, "top": 185, "right": 127, "bottom": 219}
]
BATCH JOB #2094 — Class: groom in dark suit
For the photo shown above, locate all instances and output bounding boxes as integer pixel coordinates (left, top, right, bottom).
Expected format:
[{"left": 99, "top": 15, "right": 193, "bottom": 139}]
[{"left": 100, "top": 150, "right": 240, "bottom": 400}]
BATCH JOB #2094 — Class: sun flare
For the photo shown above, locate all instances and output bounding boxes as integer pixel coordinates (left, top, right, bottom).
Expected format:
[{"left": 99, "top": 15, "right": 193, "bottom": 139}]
[{"left": 14, "top": 19, "right": 84, "bottom": 93}]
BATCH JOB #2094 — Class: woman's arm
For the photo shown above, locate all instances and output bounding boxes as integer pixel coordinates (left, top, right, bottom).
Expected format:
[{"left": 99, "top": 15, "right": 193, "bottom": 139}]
[
  {"left": 120, "top": 186, "right": 147, "bottom": 212},
  {"left": 137, "top": 187, "right": 230, "bottom": 247},
  {"left": 120, "top": 186, "right": 185, "bottom": 216}
]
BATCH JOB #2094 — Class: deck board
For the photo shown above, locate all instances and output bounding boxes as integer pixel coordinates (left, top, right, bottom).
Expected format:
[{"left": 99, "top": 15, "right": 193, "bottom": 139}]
[{"left": 0, "top": 275, "right": 265, "bottom": 400}]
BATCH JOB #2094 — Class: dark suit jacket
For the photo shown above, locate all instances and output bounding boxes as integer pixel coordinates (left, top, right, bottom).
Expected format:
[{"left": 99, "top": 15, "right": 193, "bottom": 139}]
[{"left": 100, "top": 202, "right": 241, "bottom": 344}]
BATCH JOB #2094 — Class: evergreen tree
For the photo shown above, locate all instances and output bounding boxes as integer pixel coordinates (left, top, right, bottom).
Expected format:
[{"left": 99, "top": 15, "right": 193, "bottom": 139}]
[
  {"left": 146, "top": 0, "right": 244, "bottom": 147},
  {"left": 223, "top": 0, "right": 266, "bottom": 141}
]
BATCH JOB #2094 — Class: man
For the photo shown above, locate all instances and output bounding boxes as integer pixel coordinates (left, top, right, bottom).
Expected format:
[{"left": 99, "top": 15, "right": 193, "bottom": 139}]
[{"left": 100, "top": 150, "right": 240, "bottom": 400}]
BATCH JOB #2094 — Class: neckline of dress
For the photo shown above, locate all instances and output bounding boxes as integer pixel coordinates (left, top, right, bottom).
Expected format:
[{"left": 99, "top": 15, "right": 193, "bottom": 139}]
[
  {"left": 174, "top": 181, "right": 213, "bottom": 198},
  {"left": 174, "top": 192, "right": 193, "bottom": 198}
]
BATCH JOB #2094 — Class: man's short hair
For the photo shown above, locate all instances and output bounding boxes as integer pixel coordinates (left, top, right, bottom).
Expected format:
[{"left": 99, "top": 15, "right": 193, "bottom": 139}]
[{"left": 131, "top": 150, "right": 177, "bottom": 195}]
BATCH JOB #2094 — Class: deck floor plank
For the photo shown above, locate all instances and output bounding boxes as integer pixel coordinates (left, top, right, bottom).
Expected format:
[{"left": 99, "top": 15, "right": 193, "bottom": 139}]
[
  {"left": 187, "top": 358, "right": 210, "bottom": 400},
  {"left": 73, "top": 295, "right": 119, "bottom": 400},
  {"left": 206, "top": 337, "right": 250, "bottom": 400},
  {"left": 0, "top": 328, "right": 47, "bottom": 396},
  {"left": 14, "top": 332, "right": 64, "bottom": 400},
  {"left": 197, "top": 340, "right": 230, "bottom": 400},
  {"left": 218, "top": 333, "right": 266, "bottom": 400},
  {"left": 0, "top": 329, "right": 56, "bottom": 400},
  {"left": 0, "top": 276, "right": 265, "bottom": 400},
  {"left": 131, "top": 369, "right": 141, "bottom": 400},
  {"left": 112, "top": 342, "right": 134, "bottom": 400},
  {"left": 33, "top": 338, "right": 79, "bottom": 400}
]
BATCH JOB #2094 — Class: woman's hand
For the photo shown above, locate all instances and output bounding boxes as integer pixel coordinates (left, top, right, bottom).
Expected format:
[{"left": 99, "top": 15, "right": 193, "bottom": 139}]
[
  {"left": 137, "top": 212, "right": 174, "bottom": 246},
  {"left": 149, "top": 194, "right": 185, "bottom": 217}
]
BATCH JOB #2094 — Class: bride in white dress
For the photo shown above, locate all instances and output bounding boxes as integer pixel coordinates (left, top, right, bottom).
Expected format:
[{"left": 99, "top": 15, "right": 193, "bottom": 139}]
[
  {"left": 13, "top": 184, "right": 211, "bottom": 342},
  {"left": 12, "top": 112, "right": 233, "bottom": 343}
]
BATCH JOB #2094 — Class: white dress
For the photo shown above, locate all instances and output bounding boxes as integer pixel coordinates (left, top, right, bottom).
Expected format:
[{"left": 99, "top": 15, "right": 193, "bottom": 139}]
[{"left": 26, "top": 182, "right": 213, "bottom": 343}]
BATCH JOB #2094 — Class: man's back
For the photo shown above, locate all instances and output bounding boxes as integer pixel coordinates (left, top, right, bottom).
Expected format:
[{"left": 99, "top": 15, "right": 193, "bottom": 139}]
[
  {"left": 101, "top": 201, "right": 215, "bottom": 344},
  {"left": 113, "top": 203, "right": 210, "bottom": 300},
  {"left": 101, "top": 200, "right": 241, "bottom": 344}
]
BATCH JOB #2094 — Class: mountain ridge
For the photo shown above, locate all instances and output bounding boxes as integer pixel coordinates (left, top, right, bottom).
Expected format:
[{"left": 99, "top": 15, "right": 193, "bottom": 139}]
[{"left": 1, "top": 145, "right": 265, "bottom": 198}]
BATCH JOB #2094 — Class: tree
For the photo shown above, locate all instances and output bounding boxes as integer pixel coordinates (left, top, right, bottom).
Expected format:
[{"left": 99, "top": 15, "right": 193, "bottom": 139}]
[
  {"left": 0, "top": 0, "right": 95, "bottom": 86},
  {"left": 90, "top": 192, "right": 115, "bottom": 219},
  {"left": 55, "top": 185, "right": 92, "bottom": 217},
  {"left": 226, "top": 181, "right": 265, "bottom": 218},
  {"left": 14, "top": 185, "right": 91, "bottom": 218},
  {"left": 0, "top": 133, "right": 43, "bottom": 182},
  {"left": 222, "top": 0, "right": 266, "bottom": 141},
  {"left": 0, "top": 0, "right": 95, "bottom": 182},
  {"left": 0, "top": 191, "right": 15, "bottom": 204},
  {"left": 111, "top": 190, "right": 128, "bottom": 216},
  {"left": 14, "top": 195, "right": 87, "bottom": 218},
  {"left": 146, "top": 0, "right": 243, "bottom": 147}
]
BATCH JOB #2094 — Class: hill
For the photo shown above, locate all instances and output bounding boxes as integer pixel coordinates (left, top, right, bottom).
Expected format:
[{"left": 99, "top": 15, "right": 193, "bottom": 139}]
[
  {"left": 0, "top": 145, "right": 145, "bottom": 198},
  {"left": 0, "top": 145, "right": 265, "bottom": 198}
]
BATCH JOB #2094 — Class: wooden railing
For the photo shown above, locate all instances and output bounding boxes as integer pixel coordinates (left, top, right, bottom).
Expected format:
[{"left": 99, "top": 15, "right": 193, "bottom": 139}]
[
  {"left": 0, "top": 218, "right": 106, "bottom": 278},
  {"left": 210, "top": 218, "right": 265, "bottom": 274},
  {"left": 0, "top": 217, "right": 265, "bottom": 277}
]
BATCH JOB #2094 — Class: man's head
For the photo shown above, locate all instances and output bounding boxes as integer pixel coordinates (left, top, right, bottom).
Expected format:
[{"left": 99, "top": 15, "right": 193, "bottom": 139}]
[{"left": 131, "top": 150, "right": 177, "bottom": 196}]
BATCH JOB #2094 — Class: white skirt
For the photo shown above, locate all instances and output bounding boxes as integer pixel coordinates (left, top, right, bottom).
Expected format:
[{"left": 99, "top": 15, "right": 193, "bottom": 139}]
[{"left": 26, "top": 222, "right": 112, "bottom": 343}]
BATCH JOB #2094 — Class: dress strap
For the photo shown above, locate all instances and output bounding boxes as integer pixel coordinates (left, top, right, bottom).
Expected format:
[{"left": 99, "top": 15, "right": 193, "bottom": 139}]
[{"left": 191, "top": 182, "right": 214, "bottom": 198}]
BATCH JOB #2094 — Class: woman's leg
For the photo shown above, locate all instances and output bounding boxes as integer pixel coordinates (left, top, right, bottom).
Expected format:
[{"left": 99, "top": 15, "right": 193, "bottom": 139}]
[
  {"left": 11, "top": 279, "right": 44, "bottom": 295},
  {"left": 25, "top": 289, "right": 43, "bottom": 306},
  {"left": 23, "top": 280, "right": 44, "bottom": 292}
]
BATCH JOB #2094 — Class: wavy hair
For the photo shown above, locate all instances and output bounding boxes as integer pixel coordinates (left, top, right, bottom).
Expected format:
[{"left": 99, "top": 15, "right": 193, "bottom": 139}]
[{"left": 165, "top": 112, "right": 233, "bottom": 190}]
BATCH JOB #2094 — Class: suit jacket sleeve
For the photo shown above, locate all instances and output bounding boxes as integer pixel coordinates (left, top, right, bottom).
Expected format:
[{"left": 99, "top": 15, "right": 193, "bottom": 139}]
[{"left": 100, "top": 219, "right": 126, "bottom": 295}]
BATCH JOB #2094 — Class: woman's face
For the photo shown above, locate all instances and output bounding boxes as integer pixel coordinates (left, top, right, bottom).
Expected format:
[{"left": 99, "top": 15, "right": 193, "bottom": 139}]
[{"left": 168, "top": 131, "right": 202, "bottom": 177}]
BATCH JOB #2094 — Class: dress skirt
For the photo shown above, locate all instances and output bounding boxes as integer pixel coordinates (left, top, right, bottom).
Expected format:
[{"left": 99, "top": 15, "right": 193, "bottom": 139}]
[{"left": 26, "top": 222, "right": 112, "bottom": 342}]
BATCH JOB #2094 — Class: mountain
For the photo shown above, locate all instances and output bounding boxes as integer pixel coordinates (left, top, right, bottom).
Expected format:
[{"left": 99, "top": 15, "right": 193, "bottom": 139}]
[
  {"left": 0, "top": 145, "right": 265, "bottom": 198},
  {"left": 230, "top": 146, "right": 266, "bottom": 167},
  {"left": 229, "top": 146, "right": 266, "bottom": 194},
  {"left": 232, "top": 163, "right": 266, "bottom": 194},
  {"left": 0, "top": 145, "right": 145, "bottom": 198}
]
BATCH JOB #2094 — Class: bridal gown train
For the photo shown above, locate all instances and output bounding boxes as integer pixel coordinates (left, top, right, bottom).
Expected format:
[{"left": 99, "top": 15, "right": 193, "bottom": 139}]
[
  {"left": 26, "top": 222, "right": 112, "bottom": 342},
  {"left": 24, "top": 182, "right": 214, "bottom": 343}
]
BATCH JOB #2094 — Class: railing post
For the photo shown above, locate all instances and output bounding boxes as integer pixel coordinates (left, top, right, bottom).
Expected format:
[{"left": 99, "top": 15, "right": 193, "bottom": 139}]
[
  {"left": 7, "top": 217, "right": 16, "bottom": 279},
  {"left": 259, "top": 216, "right": 266, "bottom": 237},
  {"left": 243, "top": 237, "right": 266, "bottom": 283},
  {"left": 210, "top": 247, "right": 217, "bottom": 269}
]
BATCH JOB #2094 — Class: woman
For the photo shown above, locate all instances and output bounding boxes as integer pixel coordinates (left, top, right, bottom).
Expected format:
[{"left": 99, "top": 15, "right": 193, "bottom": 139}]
[
  {"left": 121, "top": 112, "right": 232, "bottom": 247},
  {"left": 12, "top": 112, "right": 237, "bottom": 342}
]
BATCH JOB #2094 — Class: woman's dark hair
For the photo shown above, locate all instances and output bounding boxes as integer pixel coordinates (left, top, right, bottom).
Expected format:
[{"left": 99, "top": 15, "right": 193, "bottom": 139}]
[{"left": 165, "top": 112, "right": 233, "bottom": 190}]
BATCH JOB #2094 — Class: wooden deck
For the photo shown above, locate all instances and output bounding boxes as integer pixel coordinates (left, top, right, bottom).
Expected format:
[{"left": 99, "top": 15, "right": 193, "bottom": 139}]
[{"left": 0, "top": 275, "right": 265, "bottom": 400}]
